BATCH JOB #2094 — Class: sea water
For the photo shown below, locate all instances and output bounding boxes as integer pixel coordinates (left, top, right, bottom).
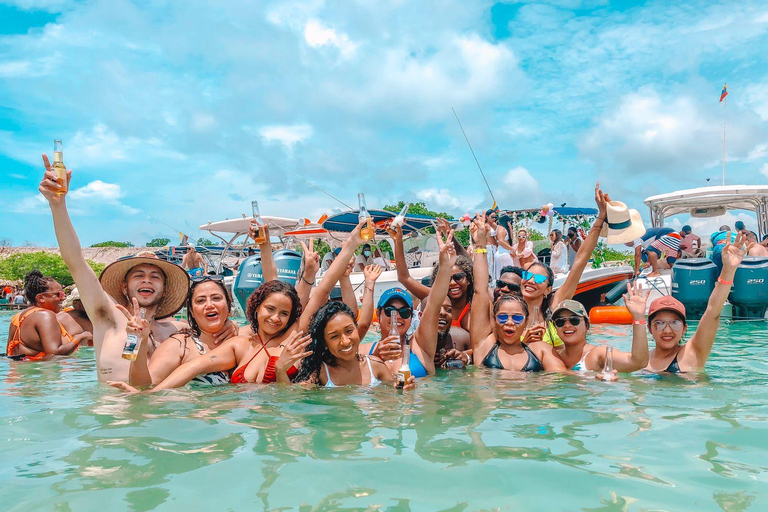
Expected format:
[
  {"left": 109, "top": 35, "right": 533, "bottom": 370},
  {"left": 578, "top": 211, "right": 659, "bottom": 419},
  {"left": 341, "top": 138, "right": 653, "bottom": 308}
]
[{"left": 1, "top": 312, "right": 767, "bottom": 511}]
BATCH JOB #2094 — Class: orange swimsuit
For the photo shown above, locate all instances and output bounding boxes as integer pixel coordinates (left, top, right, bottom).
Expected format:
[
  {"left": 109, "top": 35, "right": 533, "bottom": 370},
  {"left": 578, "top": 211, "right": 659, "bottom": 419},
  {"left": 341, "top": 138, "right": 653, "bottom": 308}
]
[
  {"left": 7, "top": 307, "right": 75, "bottom": 360},
  {"left": 451, "top": 303, "right": 470, "bottom": 328},
  {"left": 230, "top": 337, "right": 297, "bottom": 384}
]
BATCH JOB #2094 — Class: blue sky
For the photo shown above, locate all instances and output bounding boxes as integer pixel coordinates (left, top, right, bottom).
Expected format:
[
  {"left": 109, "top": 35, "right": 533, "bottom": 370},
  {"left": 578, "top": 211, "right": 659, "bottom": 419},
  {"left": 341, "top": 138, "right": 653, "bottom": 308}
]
[{"left": 1, "top": 0, "right": 768, "bottom": 247}]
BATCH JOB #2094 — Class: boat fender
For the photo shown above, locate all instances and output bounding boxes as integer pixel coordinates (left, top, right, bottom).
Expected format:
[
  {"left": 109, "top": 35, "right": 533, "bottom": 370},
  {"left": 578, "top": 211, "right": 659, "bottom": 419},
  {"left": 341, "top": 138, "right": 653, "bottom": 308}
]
[{"left": 589, "top": 306, "right": 633, "bottom": 325}]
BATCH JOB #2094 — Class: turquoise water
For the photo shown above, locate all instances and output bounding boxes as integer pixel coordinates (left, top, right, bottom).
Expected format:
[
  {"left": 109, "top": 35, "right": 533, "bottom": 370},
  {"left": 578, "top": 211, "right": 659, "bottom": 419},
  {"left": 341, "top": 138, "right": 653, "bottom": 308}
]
[{"left": 2, "top": 312, "right": 768, "bottom": 511}]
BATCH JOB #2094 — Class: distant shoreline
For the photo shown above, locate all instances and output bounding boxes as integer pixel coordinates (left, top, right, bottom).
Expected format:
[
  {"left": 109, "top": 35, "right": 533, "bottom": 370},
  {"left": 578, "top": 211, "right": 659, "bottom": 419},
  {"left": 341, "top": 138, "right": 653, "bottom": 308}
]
[{"left": 0, "top": 246, "right": 154, "bottom": 266}]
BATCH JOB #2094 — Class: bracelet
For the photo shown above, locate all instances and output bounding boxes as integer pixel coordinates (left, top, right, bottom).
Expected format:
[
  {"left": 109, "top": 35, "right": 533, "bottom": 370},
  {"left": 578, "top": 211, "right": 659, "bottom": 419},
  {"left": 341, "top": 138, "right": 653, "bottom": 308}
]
[
  {"left": 632, "top": 319, "right": 646, "bottom": 325},
  {"left": 302, "top": 276, "right": 315, "bottom": 285},
  {"left": 365, "top": 287, "right": 374, "bottom": 293},
  {"left": 474, "top": 248, "right": 487, "bottom": 254},
  {"left": 717, "top": 277, "right": 733, "bottom": 285}
]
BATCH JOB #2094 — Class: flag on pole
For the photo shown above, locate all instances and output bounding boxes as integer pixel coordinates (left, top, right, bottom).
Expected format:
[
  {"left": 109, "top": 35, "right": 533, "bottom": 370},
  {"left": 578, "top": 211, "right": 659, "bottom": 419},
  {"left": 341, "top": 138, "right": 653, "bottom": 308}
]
[
  {"left": 720, "top": 84, "right": 728, "bottom": 102},
  {"left": 179, "top": 233, "right": 189, "bottom": 245}
]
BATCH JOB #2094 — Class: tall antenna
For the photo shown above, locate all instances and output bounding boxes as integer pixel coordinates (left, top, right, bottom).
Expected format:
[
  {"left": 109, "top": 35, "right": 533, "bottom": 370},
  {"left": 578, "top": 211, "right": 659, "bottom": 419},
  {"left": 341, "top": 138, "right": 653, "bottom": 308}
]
[{"left": 452, "top": 107, "right": 497, "bottom": 206}]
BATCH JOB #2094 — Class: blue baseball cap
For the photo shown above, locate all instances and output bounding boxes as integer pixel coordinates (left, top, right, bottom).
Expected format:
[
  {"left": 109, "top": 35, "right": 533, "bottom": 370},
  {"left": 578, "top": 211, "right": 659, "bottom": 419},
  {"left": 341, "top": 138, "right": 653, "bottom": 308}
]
[{"left": 377, "top": 287, "right": 413, "bottom": 309}]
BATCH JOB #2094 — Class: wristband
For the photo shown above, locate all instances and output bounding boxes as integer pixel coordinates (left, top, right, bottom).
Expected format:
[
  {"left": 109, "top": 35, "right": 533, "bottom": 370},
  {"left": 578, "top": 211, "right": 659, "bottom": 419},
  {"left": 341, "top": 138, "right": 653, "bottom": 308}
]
[
  {"left": 632, "top": 319, "right": 646, "bottom": 325},
  {"left": 717, "top": 277, "right": 733, "bottom": 285},
  {"left": 302, "top": 276, "right": 315, "bottom": 285},
  {"left": 474, "top": 248, "right": 487, "bottom": 254}
]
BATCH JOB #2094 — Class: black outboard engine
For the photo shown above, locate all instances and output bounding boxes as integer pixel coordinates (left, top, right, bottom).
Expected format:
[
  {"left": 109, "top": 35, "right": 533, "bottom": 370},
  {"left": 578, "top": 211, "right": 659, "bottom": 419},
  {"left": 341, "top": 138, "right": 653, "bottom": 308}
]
[
  {"left": 672, "top": 258, "right": 717, "bottom": 320},
  {"left": 233, "top": 249, "right": 302, "bottom": 313},
  {"left": 729, "top": 257, "right": 768, "bottom": 319}
]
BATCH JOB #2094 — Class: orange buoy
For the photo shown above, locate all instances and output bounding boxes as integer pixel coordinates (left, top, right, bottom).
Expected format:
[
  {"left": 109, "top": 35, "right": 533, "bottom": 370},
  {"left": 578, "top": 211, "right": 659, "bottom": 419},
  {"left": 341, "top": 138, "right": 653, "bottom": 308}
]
[{"left": 589, "top": 306, "right": 633, "bottom": 325}]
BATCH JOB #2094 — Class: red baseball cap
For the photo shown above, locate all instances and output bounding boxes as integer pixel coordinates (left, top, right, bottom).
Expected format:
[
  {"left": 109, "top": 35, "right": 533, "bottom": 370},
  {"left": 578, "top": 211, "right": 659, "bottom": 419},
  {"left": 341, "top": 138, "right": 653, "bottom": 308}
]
[{"left": 648, "top": 296, "right": 687, "bottom": 321}]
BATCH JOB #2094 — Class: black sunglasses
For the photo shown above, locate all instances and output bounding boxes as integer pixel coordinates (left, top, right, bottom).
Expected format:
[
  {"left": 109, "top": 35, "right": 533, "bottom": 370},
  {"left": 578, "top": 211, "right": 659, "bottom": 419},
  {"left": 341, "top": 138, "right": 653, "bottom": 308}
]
[
  {"left": 450, "top": 272, "right": 467, "bottom": 283},
  {"left": 496, "top": 280, "right": 521, "bottom": 293},
  {"left": 191, "top": 275, "right": 224, "bottom": 283},
  {"left": 383, "top": 305, "right": 413, "bottom": 319},
  {"left": 553, "top": 316, "right": 582, "bottom": 328}
]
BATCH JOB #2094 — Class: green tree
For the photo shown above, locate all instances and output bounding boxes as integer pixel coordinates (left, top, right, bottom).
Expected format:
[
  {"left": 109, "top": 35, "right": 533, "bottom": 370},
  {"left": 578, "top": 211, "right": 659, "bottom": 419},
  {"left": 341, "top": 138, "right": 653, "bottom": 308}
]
[
  {"left": 197, "top": 238, "right": 215, "bottom": 246},
  {"left": 91, "top": 241, "right": 134, "bottom": 248},
  {"left": 146, "top": 237, "right": 171, "bottom": 247},
  {"left": 0, "top": 252, "right": 105, "bottom": 286}
]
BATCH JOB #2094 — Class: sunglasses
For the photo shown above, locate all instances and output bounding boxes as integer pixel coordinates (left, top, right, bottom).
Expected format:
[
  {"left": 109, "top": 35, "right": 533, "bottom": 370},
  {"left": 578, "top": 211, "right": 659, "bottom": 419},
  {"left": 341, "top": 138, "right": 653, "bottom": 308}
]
[
  {"left": 518, "top": 234, "right": 527, "bottom": 239},
  {"left": 496, "top": 313, "right": 525, "bottom": 325},
  {"left": 652, "top": 319, "right": 685, "bottom": 332},
  {"left": 38, "top": 290, "right": 66, "bottom": 299},
  {"left": 553, "top": 316, "right": 583, "bottom": 328},
  {"left": 521, "top": 270, "right": 548, "bottom": 285},
  {"left": 450, "top": 272, "right": 467, "bottom": 283},
  {"left": 383, "top": 305, "right": 413, "bottom": 319},
  {"left": 496, "top": 280, "right": 521, "bottom": 293},
  {"left": 191, "top": 275, "right": 224, "bottom": 283}
]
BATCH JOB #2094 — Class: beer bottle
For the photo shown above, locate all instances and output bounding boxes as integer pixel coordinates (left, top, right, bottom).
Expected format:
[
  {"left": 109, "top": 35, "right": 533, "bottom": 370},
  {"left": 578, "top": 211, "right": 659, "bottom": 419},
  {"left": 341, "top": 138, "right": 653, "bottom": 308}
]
[
  {"left": 121, "top": 308, "right": 147, "bottom": 361},
  {"left": 358, "top": 193, "right": 374, "bottom": 241},
  {"left": 52, "top": 139, "right": 68, "bottom": 195},
  {"left": 251, "top": 200, "right": 267, "bottom": 244}
]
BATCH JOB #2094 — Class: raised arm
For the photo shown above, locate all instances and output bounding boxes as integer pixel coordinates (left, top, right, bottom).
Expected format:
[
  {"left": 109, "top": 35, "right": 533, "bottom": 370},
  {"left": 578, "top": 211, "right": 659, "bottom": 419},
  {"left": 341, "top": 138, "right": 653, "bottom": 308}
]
[
  {"left": 339, "top": 259, "right": 358, "bottom": 313},
  {"left": 414, "top": 230, "right": 456, "bottom": 372},
  {"left": 296, "top": 239, "right": 320, "bottom": 309},
  {"left": 684, "top": 232, "right": 747, "bottom": 367},
  {"left": 552, "top": 183, "right": 608, "bottom": 304},
  {"left": 298, "top": 221, "right": 365, "bottom": 332},
  {"left": 469, "top": 214, "right": 494, "bottom": 360},
  {"left": 386, "top": 224, "right": 430, "bottom": 300},
  {"left": 436, "top": 217, "right": 470, "bottom": 259},
  {"left": 39, "top": 158, "right": 114, "bottom": 322},
  {"left": 250, "top": 223, "right": 277, "bottom": 282},
  {"left": 357, "top": 264, "right": 382, "bottom": 338}
]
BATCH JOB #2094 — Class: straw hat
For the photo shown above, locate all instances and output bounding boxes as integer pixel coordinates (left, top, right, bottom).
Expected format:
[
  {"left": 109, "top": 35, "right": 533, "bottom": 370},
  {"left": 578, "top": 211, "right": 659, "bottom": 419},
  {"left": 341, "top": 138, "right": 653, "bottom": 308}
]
[
  {"left": 600, "top": 201, "right": 645, "bottom": 244},
  {"left": 99, "top": 257, "right": 189, "bottom": 319}
]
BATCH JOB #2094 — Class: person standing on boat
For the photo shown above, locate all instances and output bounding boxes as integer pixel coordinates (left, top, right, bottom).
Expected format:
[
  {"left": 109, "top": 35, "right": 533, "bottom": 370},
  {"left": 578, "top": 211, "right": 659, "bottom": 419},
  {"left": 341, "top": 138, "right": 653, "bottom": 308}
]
[
  {"left": 182, "top": 244, "right": 208, "bottom": 277},
  {"left": 746, "top": 231, "right": 768, "bottom": 257},
  {"left": 564, "top": 226, "right": 581, "bottom": 271},
  {"left": 549, "top": 229, "right": 567, "bottom": 275},
  {"left": 6, "top": 270, "right": 89, "bottom": 360},
  {"left": 510, "top": 228, "right": 538, "bottom": 268},
  {"left": 679, "top": 225, "right": 703, "bottom": 258},
  {"left": 709, "top": 226, "right": 737, "bottom": 273},
  {"left": 626, "top": 226, "right": 675, "bottom": 276},
  {"left": 646, "top": 232, "right": 747, "bottom": 373}
]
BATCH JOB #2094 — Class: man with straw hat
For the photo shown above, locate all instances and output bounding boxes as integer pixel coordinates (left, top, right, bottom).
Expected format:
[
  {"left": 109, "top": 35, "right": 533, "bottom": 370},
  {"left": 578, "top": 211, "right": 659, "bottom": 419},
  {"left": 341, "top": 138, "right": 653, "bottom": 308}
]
[{"left": 38, "top": 160, "right": 211, "bottom": 382}]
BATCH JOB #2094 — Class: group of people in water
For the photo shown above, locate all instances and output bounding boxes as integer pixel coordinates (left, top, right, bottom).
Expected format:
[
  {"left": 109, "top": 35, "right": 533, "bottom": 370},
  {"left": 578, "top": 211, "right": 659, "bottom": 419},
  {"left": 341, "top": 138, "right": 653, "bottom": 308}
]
[{"left": 3, "top": 155, "right": 755, "bottom": 392}]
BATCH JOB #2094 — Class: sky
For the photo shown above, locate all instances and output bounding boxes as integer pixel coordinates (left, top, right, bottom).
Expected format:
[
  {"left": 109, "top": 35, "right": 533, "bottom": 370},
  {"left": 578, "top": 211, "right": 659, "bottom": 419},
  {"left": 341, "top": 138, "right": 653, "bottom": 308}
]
[{"left": 1, "top": 0, "right": 768, "bottom": 247}]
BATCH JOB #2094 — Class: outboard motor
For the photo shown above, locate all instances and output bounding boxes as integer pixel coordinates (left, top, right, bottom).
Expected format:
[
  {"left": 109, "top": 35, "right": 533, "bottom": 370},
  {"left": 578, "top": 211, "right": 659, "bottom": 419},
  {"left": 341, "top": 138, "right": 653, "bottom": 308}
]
[
  {"left": 671, "top": 258, "right": 717, "bottom": 320},
  {"left": 729, "top": 257, "right": 768, "bottom": 319},
  {"left": 232, "top": 249, "right": 302, "bottom": 314}
]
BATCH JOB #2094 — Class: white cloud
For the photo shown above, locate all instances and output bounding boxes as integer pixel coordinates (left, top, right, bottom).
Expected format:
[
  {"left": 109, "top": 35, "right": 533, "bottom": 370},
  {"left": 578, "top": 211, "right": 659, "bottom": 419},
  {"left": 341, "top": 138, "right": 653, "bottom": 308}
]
[
  {"left": 304, "top": 19, "right": 357, "bottom": 58},
  {"left": 11, "top": 180, "right": 138, "bottom": 215},
  {"left": 579, "top": 88, "right": 767, "bottom": 174},
  {"left": 762, "top": 163, "right": 768, "bottom": 178},
  {"left": 416, "top": 188, "right": 461, "bottom": 209},
  {"left": 258, "top": 123, "right": 314, "bottom": 150},
  {"left": 69, "top": 180, "right": 122, "bottom": 201}
]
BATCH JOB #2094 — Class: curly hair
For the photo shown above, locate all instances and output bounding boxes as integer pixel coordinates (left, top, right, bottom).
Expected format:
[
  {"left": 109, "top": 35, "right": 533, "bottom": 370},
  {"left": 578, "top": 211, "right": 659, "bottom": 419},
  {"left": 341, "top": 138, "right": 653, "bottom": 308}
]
[
  {"left": 525, "top": 262, "right": 555, "bottom": 320},
  {"left": 24, "top": 270, "right": 58, "bottom": 305},
  {"left": 185, "top": 279, "right": 233, "bottom": 337},
  {"left": 430, "top": 254, "right": 474, "bottom": 303},
  {"left": 245, "top": 280, "right": 302, "bottom": 339},
  {"left": 294, "top": 301, "right": 357, "bottom": 383},
  {"left": 493, "top": 294, "right": 529, "bottom": 318}
]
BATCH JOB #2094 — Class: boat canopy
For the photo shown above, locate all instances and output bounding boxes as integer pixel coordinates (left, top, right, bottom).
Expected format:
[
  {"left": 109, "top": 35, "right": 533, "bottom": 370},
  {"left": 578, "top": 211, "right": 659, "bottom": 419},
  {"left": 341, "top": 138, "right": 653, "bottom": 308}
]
[
  {"left": 322, "top": 210, "right": 453, "bottom": 235},
  {"left": 644, "top": 185, "right": 768, "bottom": 238},
  {"left": 199, "top": 216, "right": 299, "bottom": 237}
]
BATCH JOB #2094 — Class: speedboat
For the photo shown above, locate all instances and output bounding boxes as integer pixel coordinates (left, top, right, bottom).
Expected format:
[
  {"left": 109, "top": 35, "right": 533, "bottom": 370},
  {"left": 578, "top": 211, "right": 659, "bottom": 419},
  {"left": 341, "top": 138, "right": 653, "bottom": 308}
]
[{"left": 632, "top": 185, "right": 768, "bottom": 318}]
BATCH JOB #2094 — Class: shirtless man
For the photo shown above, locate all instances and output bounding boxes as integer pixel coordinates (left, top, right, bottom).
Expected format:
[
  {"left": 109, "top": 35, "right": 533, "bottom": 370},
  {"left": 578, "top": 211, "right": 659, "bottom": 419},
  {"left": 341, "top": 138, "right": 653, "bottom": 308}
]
[
  {"left": 181, "top": 245, "right": 208, "bottom": 276},
  {"left": 39, "top": 158, "right": 234, "bottom": 381},
  {"left": 746, "top": 231, "right": 768, "bottom": 257},
  {"left": 57, "top": 287, "right": 94, "bottom": 346}
]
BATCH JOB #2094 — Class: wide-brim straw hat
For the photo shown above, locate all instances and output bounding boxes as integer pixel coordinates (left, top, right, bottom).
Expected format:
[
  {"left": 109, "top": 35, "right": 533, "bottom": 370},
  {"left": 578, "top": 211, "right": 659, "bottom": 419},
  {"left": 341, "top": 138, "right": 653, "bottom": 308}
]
[
  {"left": 600, "top": 201, "right": 646, "bottom": 244},
  {"left": 99, "top": 256, "right": 189, "bottom": 319},
  {"left": 62, "top": 287, "right": 80, "bottom": 310}
]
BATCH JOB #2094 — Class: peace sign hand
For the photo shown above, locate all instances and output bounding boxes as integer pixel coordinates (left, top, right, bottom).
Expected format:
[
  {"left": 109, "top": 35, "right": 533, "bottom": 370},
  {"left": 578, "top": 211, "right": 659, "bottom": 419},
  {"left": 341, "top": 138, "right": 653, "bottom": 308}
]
[
  {"left": 300, "top": 238, "right": 320, "bottom": 276},
  {"left": 275, "top": 330, "right": 313, "bottom": 375},
  {"left": 471, "top": 212, "right": 488, "bottom": 244},
  {"left": 437, "top": 229, "right": 456, "bottom": 266},
  {"left": 116, "top": 297, "right": 150, "bottom": 341}
]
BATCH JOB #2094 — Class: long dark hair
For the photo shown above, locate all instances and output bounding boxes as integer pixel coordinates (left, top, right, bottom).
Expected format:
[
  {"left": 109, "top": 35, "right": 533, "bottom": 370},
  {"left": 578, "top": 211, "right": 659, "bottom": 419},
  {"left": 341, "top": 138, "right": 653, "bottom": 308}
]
[
  {"left": 24, "top": 270, "right": 57, "bottom": 305},
  {"left": 430, "top": 255, "right": 474, "bottom": 303},
  {"left": 526, "top": 262, "right": 555, "bottom": 320},
  {"left": 246, "top": 280, "right": 302, "bottom": 339},
  {"left": 186, "top": 279, "right": 233, "bottom": 336},
  {"left": 294, "top": 301, "right": 357, "bottom": 383}
]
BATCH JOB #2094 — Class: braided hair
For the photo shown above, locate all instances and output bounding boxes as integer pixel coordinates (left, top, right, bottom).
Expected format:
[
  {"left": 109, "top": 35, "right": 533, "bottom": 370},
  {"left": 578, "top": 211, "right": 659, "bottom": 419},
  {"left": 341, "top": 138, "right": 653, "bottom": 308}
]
[
  {"left": 245, "top": 280, "right": 302, "bottom": 339},
  {"left": 24, "top": 270, "right": 58, "bottom": 305},
  {"left": 294, "top": 301, "right": 357, "bottom": 383}
]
